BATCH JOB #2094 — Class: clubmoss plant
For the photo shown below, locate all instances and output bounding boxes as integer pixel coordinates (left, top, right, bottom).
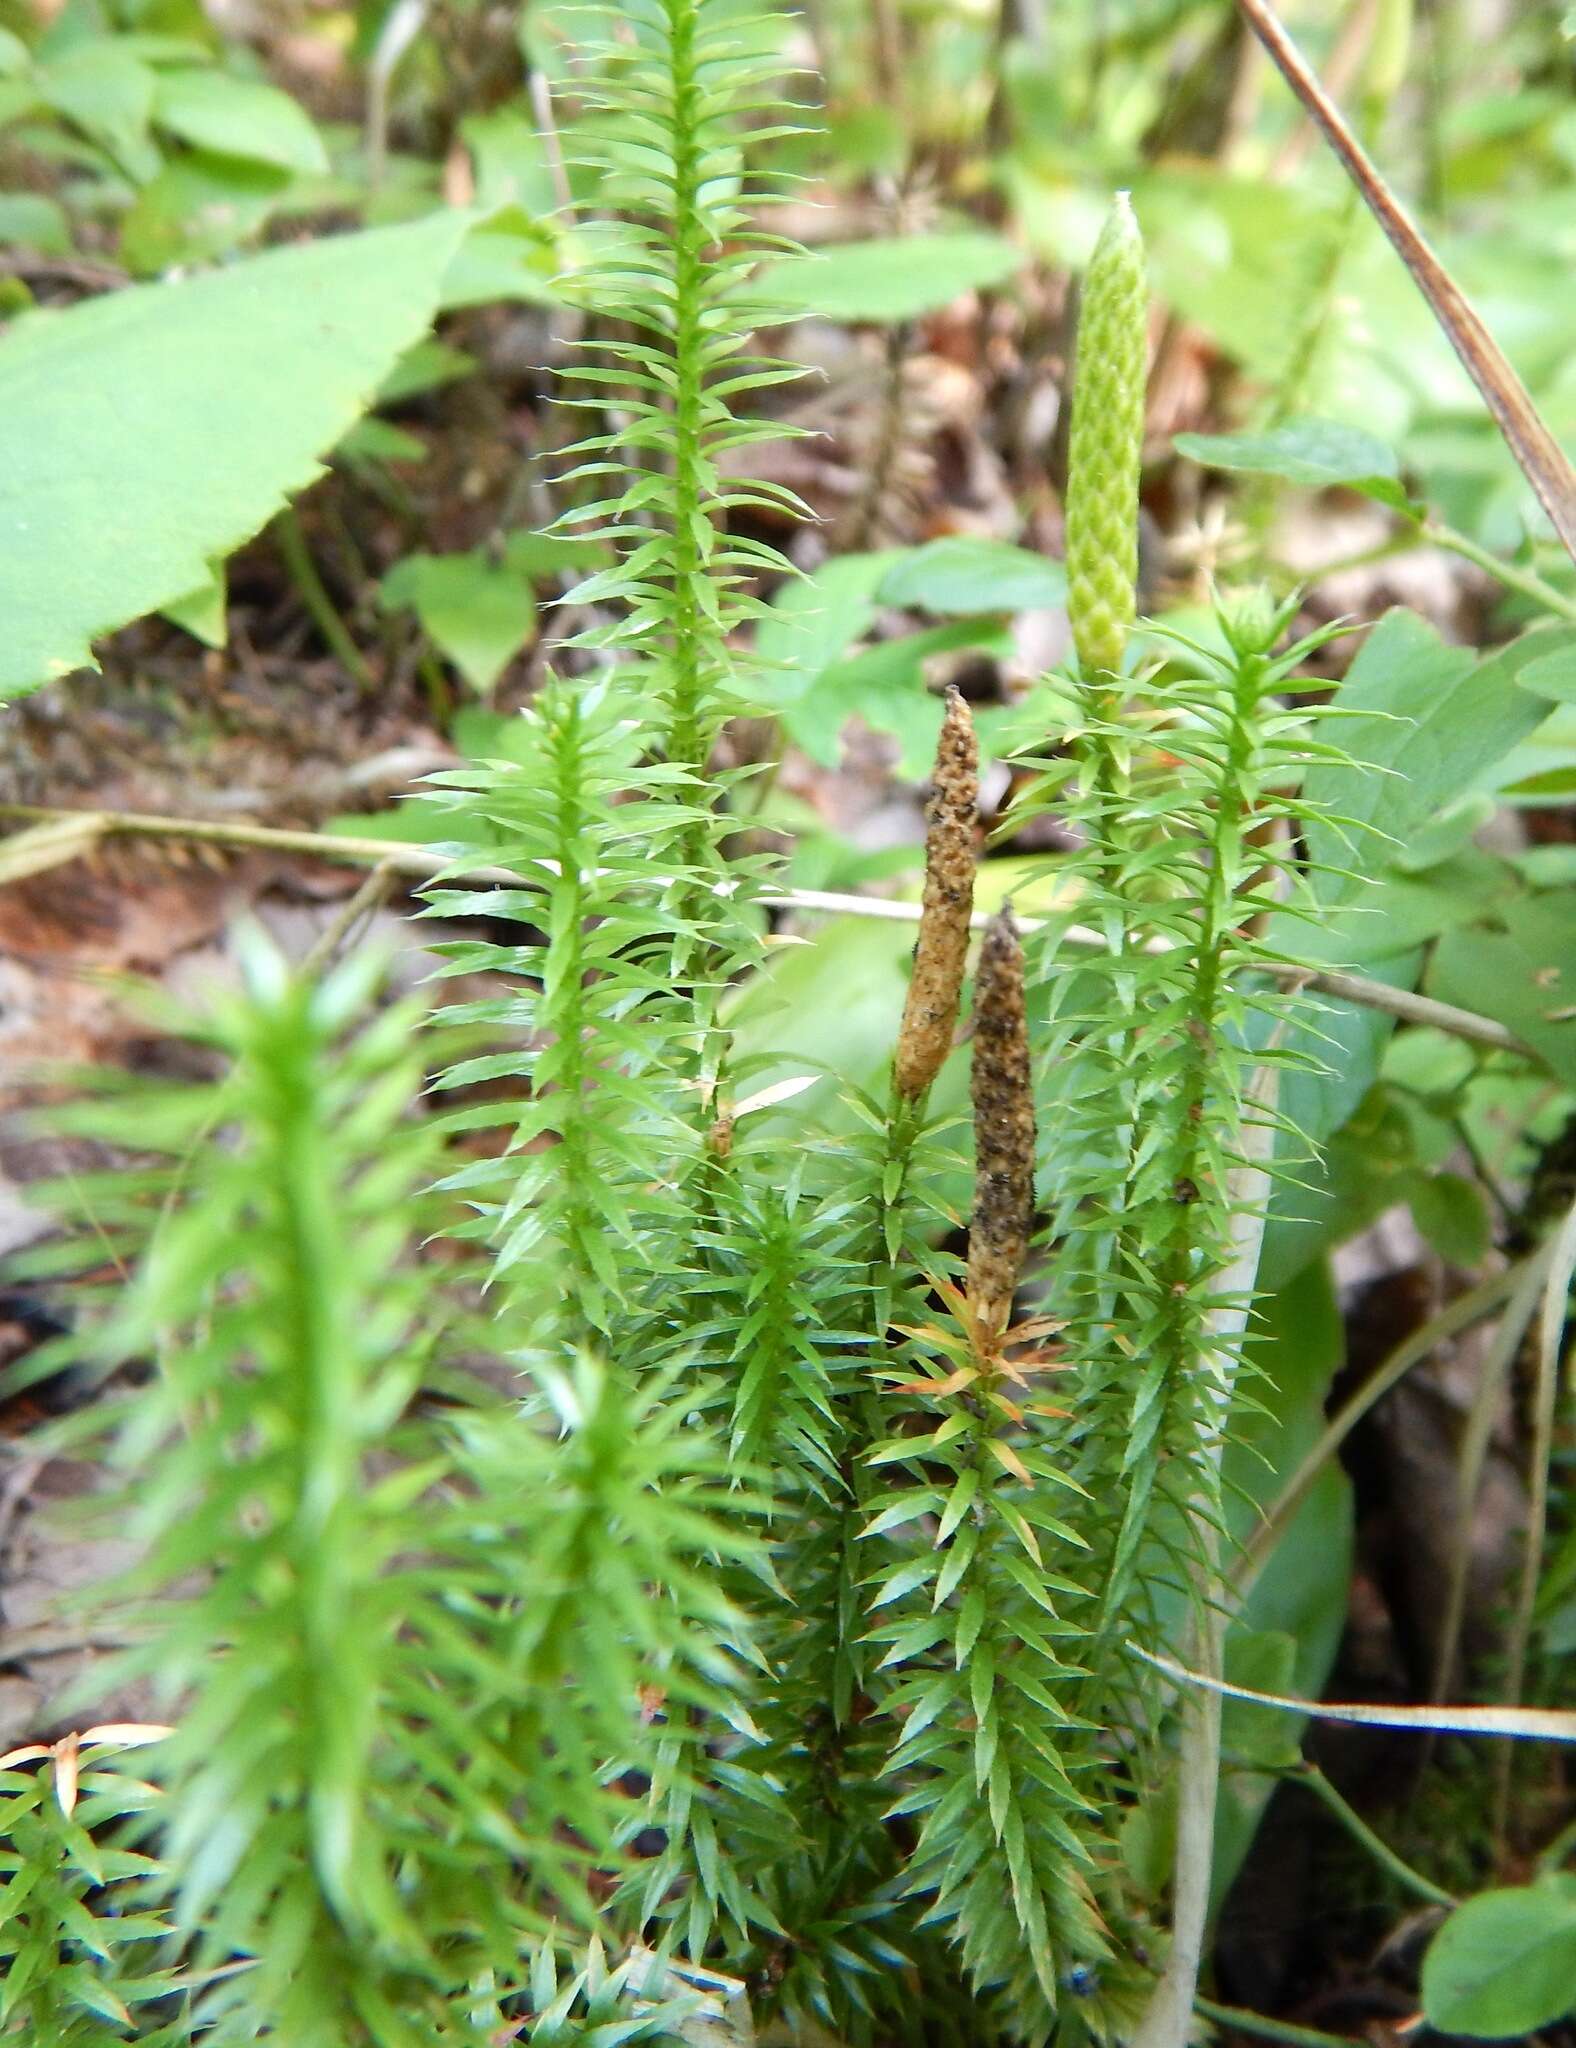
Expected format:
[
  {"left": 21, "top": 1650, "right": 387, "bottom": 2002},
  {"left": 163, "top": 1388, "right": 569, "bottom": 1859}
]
[
  {"left": 552, "top": 0, "right": 810, "bottom": 792},
  {"left": 5, "top": 0, "right": 1383, "bottom": 2024}
]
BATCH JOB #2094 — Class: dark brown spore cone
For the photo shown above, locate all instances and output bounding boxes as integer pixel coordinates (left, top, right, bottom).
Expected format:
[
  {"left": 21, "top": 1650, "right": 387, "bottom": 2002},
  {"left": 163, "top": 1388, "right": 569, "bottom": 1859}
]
[
  {"left": 893, "top": 688, "right": 979, "bottom": 1102},
  {"left": 968, "top": 905, "right": 1035, "bottom": 1343}
]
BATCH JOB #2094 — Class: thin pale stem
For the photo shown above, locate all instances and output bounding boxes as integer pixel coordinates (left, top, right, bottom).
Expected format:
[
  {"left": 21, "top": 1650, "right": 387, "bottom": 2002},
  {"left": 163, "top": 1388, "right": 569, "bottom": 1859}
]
[
  {"left": 0, "top": 809, "right": 1533, "bottom": 1057},
  {"left": 1292, "top": 515, "right": 1575, "bottom": 623},
  {"left": 1422, "top": 519, "right": 1576, "bottom": 624},
  {"left": 1285, "top": 1763, "right": 1456, "bottom": 1907},
  {"left": 1429, "top": 1249, "right": 1552, "bottom": 1706},
  {"left": 1194, "top": 1996, "right": 1368, "bottom": 2048},
  {"left": 1493, "top": 1192, "right": 1576, "bottom": 1850},
  {"left": 1230, "top": 1258, "right": 1535, "bottom": 1610},
  {"left": 274, "top": 507, "right": 374, "bottom": 693}
]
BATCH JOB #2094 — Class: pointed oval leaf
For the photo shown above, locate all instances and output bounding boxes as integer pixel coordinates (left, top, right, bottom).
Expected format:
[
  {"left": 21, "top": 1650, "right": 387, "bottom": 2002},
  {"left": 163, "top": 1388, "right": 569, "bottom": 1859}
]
[
  {"left": 1422, "top": 1882, "right": 1576, "bottom": 2038},
  {"left": 0, "top": 208, "right": 471, "bottom": 699}
]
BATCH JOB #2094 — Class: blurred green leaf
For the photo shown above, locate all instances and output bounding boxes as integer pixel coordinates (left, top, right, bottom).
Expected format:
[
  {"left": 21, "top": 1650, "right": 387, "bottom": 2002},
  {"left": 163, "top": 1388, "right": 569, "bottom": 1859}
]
[
  {"left": 1221, "top": 1630, "right": 1302, "bottom": 1771},
  {"left": 382, "top": 542, "right": 537, "bottom": 694},
  {"left": 1407, "top": 1169, "right": 1493, "bottom": 1267},
  {"left": 0, "top": 193, "right": 70, "bottom": 255},
  {"left": 1211, "top": 1260, "right": 1354, "bottom": 1902},
  {"left": 36, "top": 40, "right": 158, "bottom": 179},
  {"left": 756, "top": 550, "right": 899, "bottom": 695},
  {"left": 1302, "top": 609, "right": 1558, "bottom": 915},
  {"left": 441, "top": 211, "right": 563, "bottom": 309},
  {"left": 1422, "top": 1881, "right": 1576, "bottom": 2037},
  {"left": 376, "top": 338, "right": 476, "bottom": 405},
  {"left": 118, "top": 148, "right": 288, "bottom": 273},
  {"left": 809, "top": 621, "right": 1009, "bottom": 774},
  {"left": 1430, "top": 893, "right": 1576, "bottom": 1084},
  {"left": 1175, "top": 417, "right": 1413, "bottom": 509},
  {"left": 877, "top": 537, "right": 1065, "bottom": 615},
  {"left": 336, "top": 417, "right": 426, "bottom": 466},
  {"left": 459, "top": 107, "right": 560, "bottom": 214},
  {"left": 151, "top": 67, "right": 327, "bottom": 173},
  {"left": 749, "top": 230, "right": 1022, "bottom": 323},
  {"left": 159, "top": 558, "right": 226, "bottom": 647},
  {"left": 1517, "top": 633, "right": 1576, "bottom": 704}
]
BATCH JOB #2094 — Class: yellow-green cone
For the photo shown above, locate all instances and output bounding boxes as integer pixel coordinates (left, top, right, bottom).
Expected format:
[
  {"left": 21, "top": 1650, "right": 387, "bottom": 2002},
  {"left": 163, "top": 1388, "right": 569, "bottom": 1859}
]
[{"left": 1064, "top": 193, "right": 1148, "bottom": 684}]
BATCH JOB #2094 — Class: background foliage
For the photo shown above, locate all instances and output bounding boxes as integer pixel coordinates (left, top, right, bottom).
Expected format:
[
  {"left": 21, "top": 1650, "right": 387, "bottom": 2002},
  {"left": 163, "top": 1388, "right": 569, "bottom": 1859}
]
[{"left": 0, "top": 0, "right": 1574, "bottom": 2045}]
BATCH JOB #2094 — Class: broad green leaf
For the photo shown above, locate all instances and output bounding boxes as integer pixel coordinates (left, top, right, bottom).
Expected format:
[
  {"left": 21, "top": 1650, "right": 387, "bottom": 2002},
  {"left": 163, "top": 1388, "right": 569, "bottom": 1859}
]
[
  {"left": 1261, "top": 999, "right": 1422, "bottom": 1290},
  {"left": 459, "top": 107, "right": 559, "bottom": 214},
  {"left": 805, "top": 621, "right": 1010, "bottom": 775},
  {"left": 1422, "top": 1882, "right": 1576, "bottom": 2037},
  {"left": 1220, "top": 1630, "right": 1302, "bottom": 1771},
  {"left": 1407, "top": 1169, "right": 1492, "bottom": 1267},
  {"left": 725, "top": 915, "right": 917, "bottom": 1135},
  {"left": 1175, "top": 417, "right": 1412, "bottom": 509},
  {"left": 377, "top": 338, "right": 476, "bottom": 405},
  {"left": 757, "top": 551, "right": 1021, "bottom": 771},
  {"left": 441, "top": 212, "right": 563, "bottom": 309},
  {"left": 756, "top": 550, "right": 900, "bottom": 697},
  {"left": 1302, "top": 609, "right": 1558, "bottom": 912},
  {"left": 1213, "top": 1260, "right": 1353, "bottom": 1898},
  {"left": 118, "top": 150, "right": 288, "bottom": 274},
  {"left": 381, "top": 543, "right": 537, "bottom": 694},
  {"left": 749, "top": 230, "right": 1022, "bottom": 324},
  {"left": 492, "top": 533, "right": 606, "bottom": 583},
  {"left": 151, "top": 67, "right": 327, "bottom": 174},
  {"left": 1392, "top": 791, "right": 1499, "bottom": 871},
  {"left": 36, "top": 40, "right": 158, "bottom": 179},
  {"left": 878, "top": 537, "right": 1066, "bottom": 615},
  {"left": 1304, "top": 848, "right": 1515, "bottom": 966},
  {"left": 0, "top": 207, "right": 471, "bottom": 698},
  {"left": 0, "top": 193, "right": 70, "bottom": 255},
  {"left": 1516, "top": 632, "right": 1576, "bottom": 705},
  {"left": 160, "top": 560, "right": 226, "bottom": 648},
  {"left": 337, "top": 418, "right": 427, "bottom": 466},
  {"left": 1430, "top": 894, "right": 1576, "bottom": 1085}
]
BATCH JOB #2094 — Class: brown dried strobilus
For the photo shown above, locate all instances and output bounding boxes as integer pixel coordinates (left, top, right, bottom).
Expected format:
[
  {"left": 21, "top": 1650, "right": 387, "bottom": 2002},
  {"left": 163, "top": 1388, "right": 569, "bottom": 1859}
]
[
  {"left": 893, "top": 688, "right": 979, "bottom": 1103},
  {"left": 967, "top": 905, "right": 1035, "bottom": 1347}
]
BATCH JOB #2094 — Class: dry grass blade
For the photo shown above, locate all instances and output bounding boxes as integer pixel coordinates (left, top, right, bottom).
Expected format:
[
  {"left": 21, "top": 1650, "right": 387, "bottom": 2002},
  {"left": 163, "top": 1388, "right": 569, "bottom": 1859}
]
[
  {"left": 0, "top": 811, "right": 108, "bottom": 884},
  {"left": 0, "top": 805, "right": 1531, "bottom": 1057},
  {"left": 1236, "top": 0, "right": 1576, "bottom": 564},
  {"left": 1135, "top": 1646, "right": 1576, "bottom": 1744}
]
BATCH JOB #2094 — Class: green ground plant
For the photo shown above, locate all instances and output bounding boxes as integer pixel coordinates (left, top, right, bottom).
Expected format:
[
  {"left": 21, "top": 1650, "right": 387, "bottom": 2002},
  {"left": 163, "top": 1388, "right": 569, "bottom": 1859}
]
[{"left": 3, "top": 1, "right": 1576, "bottom": 2046}]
